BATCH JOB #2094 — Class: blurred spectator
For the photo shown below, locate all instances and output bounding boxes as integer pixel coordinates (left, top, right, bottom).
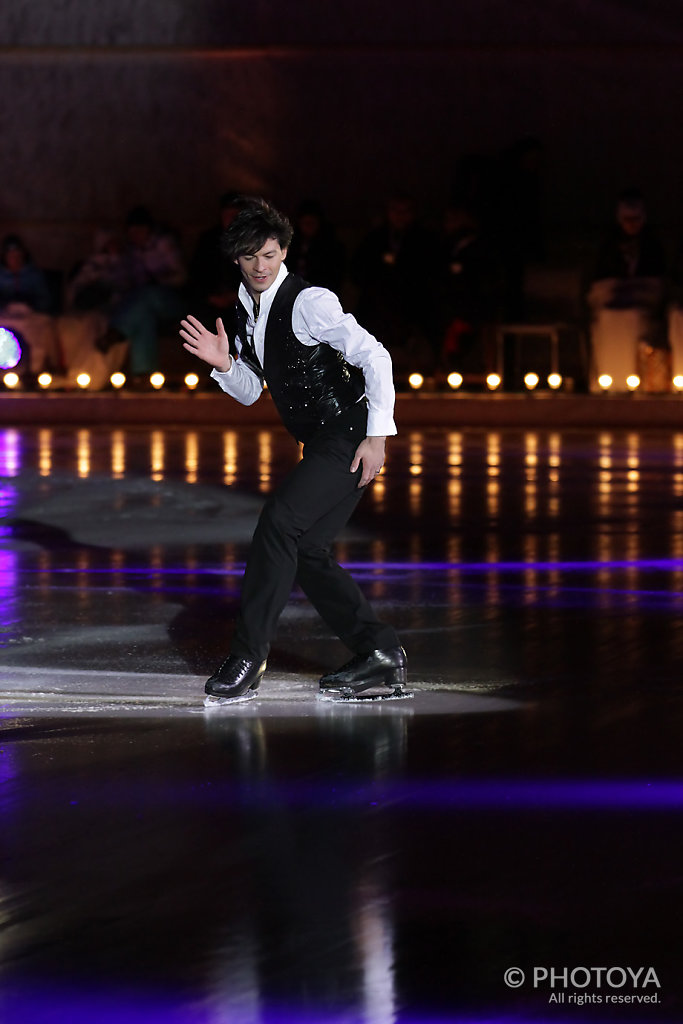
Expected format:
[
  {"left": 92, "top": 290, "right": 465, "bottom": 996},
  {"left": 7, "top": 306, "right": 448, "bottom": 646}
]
[
  {"left": 495, "top": 136, "right": 545, "bottom": 320},
  {"left": 438, "top": 205, "right": 500, "bottom": 375},
  {"left": 592, "top": 190, "right": 666, "bottom": 283},
  {"left": 188, "top": 191, "right": 243, "bottom": 335},
  {"left": 286, "top": 199, "right": 345, "bottom": 293},
  {"left": 352, "top": 194, "right": 438, "bottom": 373},
  {"left": 0, "top": 234, "right": 60, "bottom": 373},
  {"left": 587, "top": 190, "right": 669, "bottom": 392},
  {"left": 67, "top": 228, "right": 129, "bottom": 313},
  {"left": 451, "top": 152, "right": 499, "bottom": 234},
  {"left": 57, "top": 228, "right": 130, "bottom": 389},
  {"left": 102, "top": 206, "right": 187, "bottom": 382},
  {"left": 0, "top": 234, "right": 52, "bottom": 312}
]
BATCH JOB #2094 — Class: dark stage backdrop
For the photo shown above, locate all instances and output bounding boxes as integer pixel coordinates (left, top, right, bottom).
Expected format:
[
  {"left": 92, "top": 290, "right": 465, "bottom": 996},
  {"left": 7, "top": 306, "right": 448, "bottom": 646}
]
[{"left": 1, "top": 0, "right": 682, "bottom": 268}]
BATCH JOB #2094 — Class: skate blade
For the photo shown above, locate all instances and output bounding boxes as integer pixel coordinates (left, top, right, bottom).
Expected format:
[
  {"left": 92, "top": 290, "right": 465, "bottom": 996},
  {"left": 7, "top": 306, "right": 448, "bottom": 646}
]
[
  {"left": 318, "top": 687, "right": 414, "bottom": 703},
  {"left": 203, "top": 691, "right": 258, "bottom": 709}
]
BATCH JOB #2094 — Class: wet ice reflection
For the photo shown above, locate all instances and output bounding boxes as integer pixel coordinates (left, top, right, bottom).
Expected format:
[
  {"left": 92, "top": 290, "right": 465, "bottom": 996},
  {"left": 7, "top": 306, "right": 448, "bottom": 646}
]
[
  {"left": 198, "top": 715, "right": 406, "bottom": 1024},
  {"left": 0, "top": 548, "right": 19, "bottom": 645},
  {"left": 2, "top": 426, "right": 683, "bottom": 685},
  {"left": 150, "top": 429, "right": 165, "bottom": 480},
  {"left": 111, "top": 428, "right": 126, "bottom": 478},
  {"left": 223, "top": 430, "right": 238, "bottom": 486},
  {"left": 0, "top": 428, "right": 20, "bottom": 476},
  {"left": 258, "top": 430, "right": 272, "bottom": 492},
  {"left": 185, "top": 431, "right": 199, "bottom": 484},
  {"left": 77, "top": 428, "right": 90, "bottom": 478}
]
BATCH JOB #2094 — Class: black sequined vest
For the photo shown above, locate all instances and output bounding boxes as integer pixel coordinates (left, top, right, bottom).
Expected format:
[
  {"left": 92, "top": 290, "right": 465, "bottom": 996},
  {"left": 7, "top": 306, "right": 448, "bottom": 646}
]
[{"left": 235, "top": 275, "right": 365, "bottom": 443}]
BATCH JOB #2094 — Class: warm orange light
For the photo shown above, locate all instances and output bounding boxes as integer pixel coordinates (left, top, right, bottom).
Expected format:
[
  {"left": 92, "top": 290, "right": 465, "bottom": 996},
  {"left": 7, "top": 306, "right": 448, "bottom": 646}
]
[
  {"left": 447, "top": 372, "right": 463, "bottom": 390},
  {"left": 548, "top": 373, "right": 562, "bottom": 390},
  {"left": 76, "top": 373, "right": 91, "bottom": 389},
  {"left": 486, "top": 373, "right": 502, "bottom": 391},
  {"left": 184, "top": 373, "right": 199, "bottom": 390},
  {"left": 598, "top": 374, "right": 613, "bottom": 390},
  {"left": 408, "top": 373, "right": 424, "bottom": 390},
  {"left": 673, "top": 375, "right": 683, "bottom": 391},
  {"left": 150, "top": 373, "right": 165, "bottom": 390},
  {"left": 110, "top": 372, "right": 126, "bottom": 389},
  {"left": 524, "top": 372, "right": 539, "bottom": 390},
  {"left": 3, "top": 372, "right": 20, "bottom": 389},
  {"left": 626, "top": 375, "right": 640, "bottom": 391},
  {"left": 37, "top": 373, "right": 52, "bottom": 389}
]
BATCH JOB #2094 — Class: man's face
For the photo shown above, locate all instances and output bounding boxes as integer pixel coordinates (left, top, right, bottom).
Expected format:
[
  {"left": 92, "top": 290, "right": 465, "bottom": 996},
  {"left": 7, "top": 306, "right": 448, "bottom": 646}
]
[{"left": 236, "top": 237, "right": 287, "bottom": 295}]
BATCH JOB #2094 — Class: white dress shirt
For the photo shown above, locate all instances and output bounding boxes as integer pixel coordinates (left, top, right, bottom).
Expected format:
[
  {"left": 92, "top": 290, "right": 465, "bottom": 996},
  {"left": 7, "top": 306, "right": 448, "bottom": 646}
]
[{"left": 211, "top": 263, "right": 397, "bottom": 436}]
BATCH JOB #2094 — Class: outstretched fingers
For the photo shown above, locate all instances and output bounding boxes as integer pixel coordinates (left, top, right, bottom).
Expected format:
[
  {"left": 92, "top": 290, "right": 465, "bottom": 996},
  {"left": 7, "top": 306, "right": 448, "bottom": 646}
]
[{"left": 179, "top": 316, "right": 204, "bottom": 340}]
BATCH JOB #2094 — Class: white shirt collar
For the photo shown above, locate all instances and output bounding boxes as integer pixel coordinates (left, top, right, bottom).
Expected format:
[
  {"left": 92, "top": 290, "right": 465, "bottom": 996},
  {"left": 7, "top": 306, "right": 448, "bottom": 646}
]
[{"left": 238, "top": 262, "right": 289, "bottom": 322}]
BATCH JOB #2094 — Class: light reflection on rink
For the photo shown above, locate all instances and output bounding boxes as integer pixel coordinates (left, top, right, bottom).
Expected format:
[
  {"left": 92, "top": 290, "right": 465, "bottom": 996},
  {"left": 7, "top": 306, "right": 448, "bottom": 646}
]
[{"left": 3, "top": 425, "right": 683, "bottom": 617}]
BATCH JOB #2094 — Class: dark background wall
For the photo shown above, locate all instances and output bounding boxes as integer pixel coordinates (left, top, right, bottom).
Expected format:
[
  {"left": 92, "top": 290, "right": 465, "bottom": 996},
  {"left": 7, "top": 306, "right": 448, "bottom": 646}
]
[{"left": 1, "top": 0, "right": 683, "bottom": 269}]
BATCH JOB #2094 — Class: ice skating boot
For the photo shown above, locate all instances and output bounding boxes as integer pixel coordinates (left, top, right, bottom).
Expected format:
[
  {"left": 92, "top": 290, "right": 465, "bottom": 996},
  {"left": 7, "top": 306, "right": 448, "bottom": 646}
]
[
  {"left": 204, "top": 655, "right": 266, "bottom": 706},
  {"left": 318, "top": 646, "right": 412, "bottom": 701}
]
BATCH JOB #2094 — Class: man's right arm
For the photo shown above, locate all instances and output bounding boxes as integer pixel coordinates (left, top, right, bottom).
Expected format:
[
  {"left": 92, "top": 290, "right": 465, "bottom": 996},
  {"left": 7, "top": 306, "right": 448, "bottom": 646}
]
[{"left": 179, "top": 314, "right": 263, "bottom": 405}]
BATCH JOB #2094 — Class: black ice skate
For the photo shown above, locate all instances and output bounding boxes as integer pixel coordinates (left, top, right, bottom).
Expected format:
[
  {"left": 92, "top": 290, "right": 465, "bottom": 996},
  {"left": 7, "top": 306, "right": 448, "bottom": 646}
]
[
  {"left": 204, "top": 655, "right": 266, "bottom": 707},
  {"left": 318, "top": 646, "right": 413, "bottom": 701}
]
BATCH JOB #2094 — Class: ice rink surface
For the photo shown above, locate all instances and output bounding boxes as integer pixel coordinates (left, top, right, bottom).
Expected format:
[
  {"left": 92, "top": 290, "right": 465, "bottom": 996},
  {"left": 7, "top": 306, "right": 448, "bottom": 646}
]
[{"left": 1, "top": 423, "right": 683, "bottom": 1022}]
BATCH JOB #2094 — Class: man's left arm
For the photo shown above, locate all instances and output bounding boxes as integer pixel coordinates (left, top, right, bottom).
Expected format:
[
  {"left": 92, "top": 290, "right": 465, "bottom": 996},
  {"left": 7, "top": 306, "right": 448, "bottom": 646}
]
[{"left": 295, "top": 288, "right": 397, "bottom": 486}]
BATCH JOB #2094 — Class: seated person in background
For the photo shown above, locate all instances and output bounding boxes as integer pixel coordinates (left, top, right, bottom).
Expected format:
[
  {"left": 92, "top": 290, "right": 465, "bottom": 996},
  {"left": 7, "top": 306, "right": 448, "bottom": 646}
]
[
  {"left": 0, "top": 234, "right": 60, "bottom": 374},
  {"left": 592, "top": 189, "right": 667, "bottom": 290},
  {"left": 0, "top": 234, "right": 52, "bottom": 312},
  {"left": 102, "top": 206, "right": 187, "bottom": 383},
  {"left": 438, "top": 204, "right": 500, "bottom": 375},
  {"left": 353, "top": 194, "right": 438, "bottom": 374},
  {"left": 188, "top": 191, "right": 243, "bottom": 337},
  {"left": 57, "top": 228, "right": 131, "bottom": 389},
  {"left": 67, "top": 228, "right": 129, "bottom": 313},
  {"left": 286, "top": 199, "right": 346, "bottom": 294},
  {"left": 587, "top": 190, "right": 668, "bottom": 391}
]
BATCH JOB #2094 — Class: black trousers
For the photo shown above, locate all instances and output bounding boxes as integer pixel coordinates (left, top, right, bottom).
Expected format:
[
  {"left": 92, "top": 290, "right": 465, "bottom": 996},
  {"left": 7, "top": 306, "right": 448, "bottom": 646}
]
[{"left": 231, "top": 402, "right": 399, "bottom": 662}]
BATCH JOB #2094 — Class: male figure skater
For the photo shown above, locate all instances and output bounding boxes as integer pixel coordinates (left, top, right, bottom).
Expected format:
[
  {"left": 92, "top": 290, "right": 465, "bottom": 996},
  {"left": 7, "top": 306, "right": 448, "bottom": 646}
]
[{"left": 180, "top": 198, "right": 407, "bottom": 702}]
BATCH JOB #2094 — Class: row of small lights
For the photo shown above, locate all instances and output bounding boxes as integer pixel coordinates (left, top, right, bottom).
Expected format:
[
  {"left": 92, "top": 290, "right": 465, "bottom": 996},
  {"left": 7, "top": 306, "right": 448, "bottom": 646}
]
[
  {"left": 595, "top": 373, "right": 683, "bottom": 391},
  {"left": 410, "top": 372, "right": 683, "bottom": 391},
  {"left": 410, "top": 372, "right": 565, "bottom": 390},
  {"left": 4, "top": 370, "right": 683, "bottom": 393},
  {"left": 1, "top": 372, "right": 201, "bottom": 390}
]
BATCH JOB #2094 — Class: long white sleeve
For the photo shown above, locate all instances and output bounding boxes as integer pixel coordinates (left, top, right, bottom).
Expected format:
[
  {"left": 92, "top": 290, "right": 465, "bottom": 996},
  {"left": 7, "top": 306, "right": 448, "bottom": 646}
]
[
  {"left": 293, "top": 287, "right": 397, "bottom": 436},
  {"left": 210, "top": 351, "right": 263, "bottom": 405}
]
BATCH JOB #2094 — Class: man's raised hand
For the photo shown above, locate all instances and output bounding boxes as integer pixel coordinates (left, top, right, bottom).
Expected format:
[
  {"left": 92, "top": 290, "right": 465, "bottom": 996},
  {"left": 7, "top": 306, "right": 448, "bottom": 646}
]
[{"left": 179, "top": 315, "right": 232, "bottom": 373}]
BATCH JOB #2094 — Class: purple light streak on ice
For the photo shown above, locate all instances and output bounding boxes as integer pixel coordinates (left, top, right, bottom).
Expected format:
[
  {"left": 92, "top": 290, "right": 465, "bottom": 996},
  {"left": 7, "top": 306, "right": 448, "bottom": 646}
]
[
  {"left": 0, "top": 987, "right": 617, "bottom": 1024},
  {"left": 25, "top": 559, "right": 683, "bottom": 604},
  {"left": 341, "top": 559, "right": 683, "bottom": 573},
  {"left": 28, "top": 557, "right": 683, "bottom": 575},
  {"left": 0, "top": 985, "right": 513, "bottom": 1024},
  {"left": 36, "top": 779, "right": 683, "bottom": 812},
  {"left": 0, "top": 548, "right": 18, "bottom": 640}
]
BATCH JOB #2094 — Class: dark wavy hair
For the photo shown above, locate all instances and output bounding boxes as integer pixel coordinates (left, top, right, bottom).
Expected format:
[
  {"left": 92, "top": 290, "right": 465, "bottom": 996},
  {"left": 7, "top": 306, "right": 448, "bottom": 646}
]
[{"left": 221, "top": 197, "right": 293, "bottom": 260}]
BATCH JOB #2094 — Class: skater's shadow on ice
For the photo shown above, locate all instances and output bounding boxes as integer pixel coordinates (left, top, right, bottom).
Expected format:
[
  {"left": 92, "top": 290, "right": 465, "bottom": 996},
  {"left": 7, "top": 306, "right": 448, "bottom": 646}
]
[{"left": 4, "top": 514, "right": 333, "bottom": 679}]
